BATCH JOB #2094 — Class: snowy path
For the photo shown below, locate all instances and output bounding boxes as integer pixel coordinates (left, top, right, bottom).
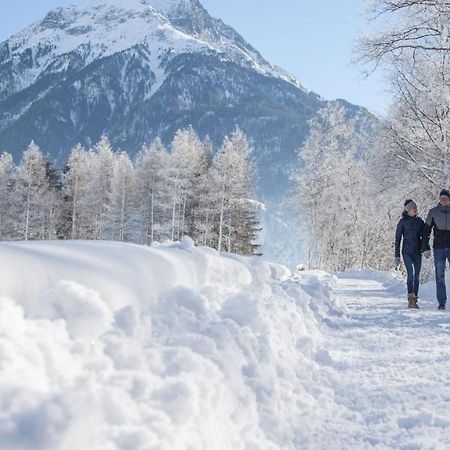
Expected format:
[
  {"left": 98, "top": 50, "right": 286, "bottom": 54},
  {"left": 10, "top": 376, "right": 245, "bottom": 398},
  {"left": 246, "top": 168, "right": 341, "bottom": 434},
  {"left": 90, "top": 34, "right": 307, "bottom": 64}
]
[{"left": 318, "top": 272, "right": 450, "bottom": 449}]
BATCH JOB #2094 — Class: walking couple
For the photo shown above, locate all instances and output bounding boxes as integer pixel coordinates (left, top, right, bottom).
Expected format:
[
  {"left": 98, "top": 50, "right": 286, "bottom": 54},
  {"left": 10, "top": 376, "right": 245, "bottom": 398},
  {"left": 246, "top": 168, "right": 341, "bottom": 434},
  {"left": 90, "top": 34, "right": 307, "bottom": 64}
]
[{"left": 395, "top": 189, "right": 450, "bottom": 310}]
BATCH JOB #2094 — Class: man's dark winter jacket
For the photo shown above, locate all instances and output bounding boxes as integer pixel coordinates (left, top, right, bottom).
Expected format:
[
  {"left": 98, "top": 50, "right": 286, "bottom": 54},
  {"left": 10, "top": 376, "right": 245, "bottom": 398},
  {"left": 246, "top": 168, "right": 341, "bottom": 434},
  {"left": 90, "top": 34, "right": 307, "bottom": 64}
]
[
  {"left": 422, "top": 204, "right": 450, "bottom": 251},
  {"left": 395, "top": 215, "right": 425, "bottom": 257}
]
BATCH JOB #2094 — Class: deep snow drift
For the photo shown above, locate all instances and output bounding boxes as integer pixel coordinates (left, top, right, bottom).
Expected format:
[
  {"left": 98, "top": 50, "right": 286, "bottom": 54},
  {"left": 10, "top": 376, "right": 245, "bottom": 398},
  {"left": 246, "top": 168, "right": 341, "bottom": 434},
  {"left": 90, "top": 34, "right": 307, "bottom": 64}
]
[
  {"left": 4, "top": 240, "right": 449, "bottom": 449},
  {"left": 0, "top": 238, "right": 340, "bottom": 450}
]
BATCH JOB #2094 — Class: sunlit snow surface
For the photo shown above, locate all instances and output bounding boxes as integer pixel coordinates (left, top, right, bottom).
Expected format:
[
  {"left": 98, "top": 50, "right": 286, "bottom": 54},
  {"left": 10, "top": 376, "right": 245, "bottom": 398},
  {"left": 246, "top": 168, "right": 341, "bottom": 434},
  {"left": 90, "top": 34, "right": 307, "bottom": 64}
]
[
  {"left": 0, "top": 238, "right": 338, "bottom": 449},
  {"left": 1, "top": 239, "right": 449, "bottom": 449}
]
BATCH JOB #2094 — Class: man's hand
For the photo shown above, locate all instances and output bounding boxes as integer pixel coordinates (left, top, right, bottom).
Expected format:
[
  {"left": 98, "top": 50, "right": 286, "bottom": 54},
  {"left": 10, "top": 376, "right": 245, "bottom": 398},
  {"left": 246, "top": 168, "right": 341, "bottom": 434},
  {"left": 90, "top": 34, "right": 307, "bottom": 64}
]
[
  {"left": 394, "top": 256, "right": 401, "bottom": 269},
  {"left": 423, "top": 250, "right": 432, "bottom": 260}
]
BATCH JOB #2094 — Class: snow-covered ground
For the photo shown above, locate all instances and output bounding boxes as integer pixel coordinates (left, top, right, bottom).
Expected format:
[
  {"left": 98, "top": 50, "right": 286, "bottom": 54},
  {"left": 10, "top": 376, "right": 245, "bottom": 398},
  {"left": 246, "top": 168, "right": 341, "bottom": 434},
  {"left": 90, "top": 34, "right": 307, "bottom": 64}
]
[
  {"left": 0, "top": 238, "right": 338, "bottom": 450},
  {"left": 317, "top": 270, "right": 450, "bottom": 449},
  {"left": 1, "top": 239, "right": 450, "bottom": 449}
]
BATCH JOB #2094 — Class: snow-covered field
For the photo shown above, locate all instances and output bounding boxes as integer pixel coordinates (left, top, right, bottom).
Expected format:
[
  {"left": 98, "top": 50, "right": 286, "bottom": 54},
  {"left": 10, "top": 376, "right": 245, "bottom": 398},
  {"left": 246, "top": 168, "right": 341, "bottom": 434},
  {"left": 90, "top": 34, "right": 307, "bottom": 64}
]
[
  {"left": 2, "top": 239, "right": 450, "bottom": 449},
  {"left": 0, "top": 238, "right": 339, "bottom": 450}
]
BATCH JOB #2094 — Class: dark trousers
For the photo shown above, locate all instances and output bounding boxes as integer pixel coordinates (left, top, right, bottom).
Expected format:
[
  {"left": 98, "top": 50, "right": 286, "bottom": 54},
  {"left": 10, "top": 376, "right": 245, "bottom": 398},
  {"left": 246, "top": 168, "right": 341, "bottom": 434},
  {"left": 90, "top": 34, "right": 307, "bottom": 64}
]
[
  {"left": 434, "top": 248, "right": 450, "bottom": 306},
  {"left": 403, "top": 253, "right": 422, "bottom": 296}
]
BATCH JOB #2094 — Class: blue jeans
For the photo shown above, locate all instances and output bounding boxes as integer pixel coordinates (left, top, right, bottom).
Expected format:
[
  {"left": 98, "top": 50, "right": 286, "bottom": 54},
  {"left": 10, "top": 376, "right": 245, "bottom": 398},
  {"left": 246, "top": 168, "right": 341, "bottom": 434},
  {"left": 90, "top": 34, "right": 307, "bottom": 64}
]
[
  {"left": 403, "top": 253, "right": 422, "bottom": 296},
  {"left": 434, "top": 248, "right": 450, "bottom": 306}
]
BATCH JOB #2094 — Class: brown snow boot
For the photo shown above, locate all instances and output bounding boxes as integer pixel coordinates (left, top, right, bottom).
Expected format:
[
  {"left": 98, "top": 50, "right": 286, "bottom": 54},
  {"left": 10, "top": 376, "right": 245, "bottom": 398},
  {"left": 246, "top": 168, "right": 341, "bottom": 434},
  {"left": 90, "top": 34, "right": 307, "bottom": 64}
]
[{"left": 408, "top": 293, "right": 419, "bottom": 309}]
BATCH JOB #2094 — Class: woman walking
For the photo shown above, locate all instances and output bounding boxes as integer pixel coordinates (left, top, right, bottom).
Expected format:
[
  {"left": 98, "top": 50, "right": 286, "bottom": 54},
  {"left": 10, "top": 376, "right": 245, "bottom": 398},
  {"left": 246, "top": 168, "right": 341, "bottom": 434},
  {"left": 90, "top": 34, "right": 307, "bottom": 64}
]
[{"left": 395, "top": 199, "right": 424, "bottom": 309}]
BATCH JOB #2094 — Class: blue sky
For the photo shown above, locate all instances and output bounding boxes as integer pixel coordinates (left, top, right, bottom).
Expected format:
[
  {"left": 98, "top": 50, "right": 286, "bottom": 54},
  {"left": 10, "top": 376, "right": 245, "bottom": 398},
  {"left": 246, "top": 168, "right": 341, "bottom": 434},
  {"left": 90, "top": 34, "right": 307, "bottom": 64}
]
[{"left": 0, "top": 0, "right": 389, "bottom": 114}]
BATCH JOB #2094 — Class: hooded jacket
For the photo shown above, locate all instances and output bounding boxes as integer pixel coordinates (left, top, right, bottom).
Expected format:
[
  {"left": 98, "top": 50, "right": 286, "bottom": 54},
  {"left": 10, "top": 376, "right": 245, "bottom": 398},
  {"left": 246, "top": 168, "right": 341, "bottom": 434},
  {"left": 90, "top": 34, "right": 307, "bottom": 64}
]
[
  {"left": 422, "top": 203, "right": 450, "bottom": 251},
  {"left": 395, "top": 215, "right": 424, "bottom": 257}
]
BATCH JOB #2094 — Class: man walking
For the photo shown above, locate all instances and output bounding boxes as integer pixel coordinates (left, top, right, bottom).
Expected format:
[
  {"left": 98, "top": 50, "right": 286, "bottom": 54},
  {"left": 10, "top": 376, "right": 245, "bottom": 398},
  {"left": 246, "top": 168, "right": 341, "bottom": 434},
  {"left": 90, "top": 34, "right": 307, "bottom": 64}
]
[{"left": 422, "top": 189, "right": 450, "bottom": 310}]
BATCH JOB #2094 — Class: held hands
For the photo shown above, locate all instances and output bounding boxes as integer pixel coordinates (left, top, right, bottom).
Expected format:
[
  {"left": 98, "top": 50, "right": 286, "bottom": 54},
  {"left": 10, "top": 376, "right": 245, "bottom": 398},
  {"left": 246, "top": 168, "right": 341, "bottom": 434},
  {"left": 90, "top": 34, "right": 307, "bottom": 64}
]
[{"left": 423, "top": 250, "right": 432, "bottom": 260}]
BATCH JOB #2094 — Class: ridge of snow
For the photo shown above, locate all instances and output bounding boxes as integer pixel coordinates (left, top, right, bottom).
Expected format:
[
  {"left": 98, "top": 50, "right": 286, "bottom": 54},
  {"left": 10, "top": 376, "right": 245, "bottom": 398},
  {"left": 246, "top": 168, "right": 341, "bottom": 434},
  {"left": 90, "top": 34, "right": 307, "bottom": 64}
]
[{"left": 0, "top": 239, "right": 339, "bottom": 449}]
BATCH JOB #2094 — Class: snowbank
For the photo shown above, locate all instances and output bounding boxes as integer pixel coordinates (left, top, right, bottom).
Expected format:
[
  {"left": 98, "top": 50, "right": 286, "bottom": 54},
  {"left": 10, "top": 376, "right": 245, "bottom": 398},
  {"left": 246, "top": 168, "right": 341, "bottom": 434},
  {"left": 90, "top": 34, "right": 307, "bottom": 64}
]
[{"left": 0, "top": 238, "right": 339, "bottom": 450}]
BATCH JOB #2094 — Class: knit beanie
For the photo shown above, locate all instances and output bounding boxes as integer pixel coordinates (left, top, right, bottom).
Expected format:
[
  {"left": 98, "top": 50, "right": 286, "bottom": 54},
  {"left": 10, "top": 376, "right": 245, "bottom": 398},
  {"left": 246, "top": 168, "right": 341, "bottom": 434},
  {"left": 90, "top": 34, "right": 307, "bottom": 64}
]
[
  {"left": 440, "top": 189, "right": 450, "bottom": 199},
  {"left": 404, "top": 200, "right": 417, "bottom": 213}
]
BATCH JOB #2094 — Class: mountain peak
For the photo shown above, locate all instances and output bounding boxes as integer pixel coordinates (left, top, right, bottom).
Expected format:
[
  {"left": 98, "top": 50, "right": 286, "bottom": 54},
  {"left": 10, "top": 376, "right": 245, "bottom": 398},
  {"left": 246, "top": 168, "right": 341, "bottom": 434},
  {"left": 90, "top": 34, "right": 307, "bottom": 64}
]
[{"left": 1, "top": 0, "right": 305, "bottom": 102}]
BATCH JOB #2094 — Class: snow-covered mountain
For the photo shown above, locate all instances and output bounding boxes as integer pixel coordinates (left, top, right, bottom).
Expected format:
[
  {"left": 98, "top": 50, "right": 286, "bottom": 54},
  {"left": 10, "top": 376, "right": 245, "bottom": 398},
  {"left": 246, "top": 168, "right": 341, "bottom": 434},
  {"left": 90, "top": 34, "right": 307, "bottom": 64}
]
[
  {"left": 1, "top": 0, "right": 304, "bottom": 101},
  {"left": 0, "top": 0, "right": 372, "bottom": 263}
]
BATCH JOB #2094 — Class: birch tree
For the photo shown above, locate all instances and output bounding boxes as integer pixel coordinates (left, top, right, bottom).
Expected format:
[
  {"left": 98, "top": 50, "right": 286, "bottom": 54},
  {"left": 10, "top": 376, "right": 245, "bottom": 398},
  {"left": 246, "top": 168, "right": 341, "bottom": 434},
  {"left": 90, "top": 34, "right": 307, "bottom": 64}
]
[
  {"left": 213, "top": 128, "right": 259, "bottom": 254},
  {"left": 2, "top": 129, "right": 262, "bottom": 256},
  {"left": 61, "top": 144, "right": 92, "bottom": 239},
  {"left": 0, "top": 153, "right": 15, "bottom": 240},
  {"left": 359, "top": 0, "right": 450, "bottom": 187},
  {"left": 110, "top": 152, "right": 135, "bottom": 242},
  {"left": 169, "top": 127, "right": 209, "bottom": 241},
  {"left": 295, "top": 105, "right": 377, "bottom": 271},
  {"left": 90, "top": 136, "right": 115, "bottom": 239},
  {"left": 135, "top": 139, "right": 171, "bottom": 244},
  {"left": 15, "top": 142, "right": 49, "bottom": 240},
  {"left": 42, "top": 158, "right": 62, "bottom": 240}
]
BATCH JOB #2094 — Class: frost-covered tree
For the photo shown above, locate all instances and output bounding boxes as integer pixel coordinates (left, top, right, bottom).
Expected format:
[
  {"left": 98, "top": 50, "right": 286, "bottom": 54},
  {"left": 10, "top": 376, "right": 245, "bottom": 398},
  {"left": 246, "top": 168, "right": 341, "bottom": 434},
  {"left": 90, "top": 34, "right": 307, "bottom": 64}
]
[
  {"left": 0, "top": 153, "right": 15, "bottom": 240},
  {"left": 168, "top": 127, "right": 210, "bottom": 241},
  {"left": 359, "top": 0, "right": 450, "bottom": 69},
  {"left": 185, "top": 136, "right": 214, "bottom": 245},
  {"left": 15, "top": 142, "right": 51, "bottom": 240},
  {"left": 351, "top": 0, "right": 450, "bottom": 272},
  {"left": 3, "top": 128, "right": 261, "bottom": 256},
  {"left": 135, "top": 138, "right": 171, "bottom": 244},
  {"left": 42, "top": 158, "right": 63, "bottom": 240},
  {"left": 189, "top": 136, "right": 216, "bottom": 247},
  {"left": 295, "top": 105, "right": 378, "bottom": 271},
  {"left": 60, "top": 144, "right": 92, "bottom": 239},
  {"left": 89, "top": 136, "right": 115, "bottom": 239},
  {"left": 212, "top": 128, "right": 259, "bottom": 254},
  {"left": 359, "top": 0, "right": 450, "bottom": 188},
  {"left": 110, "top": 152, "right": 135, "bottom": 242}
]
